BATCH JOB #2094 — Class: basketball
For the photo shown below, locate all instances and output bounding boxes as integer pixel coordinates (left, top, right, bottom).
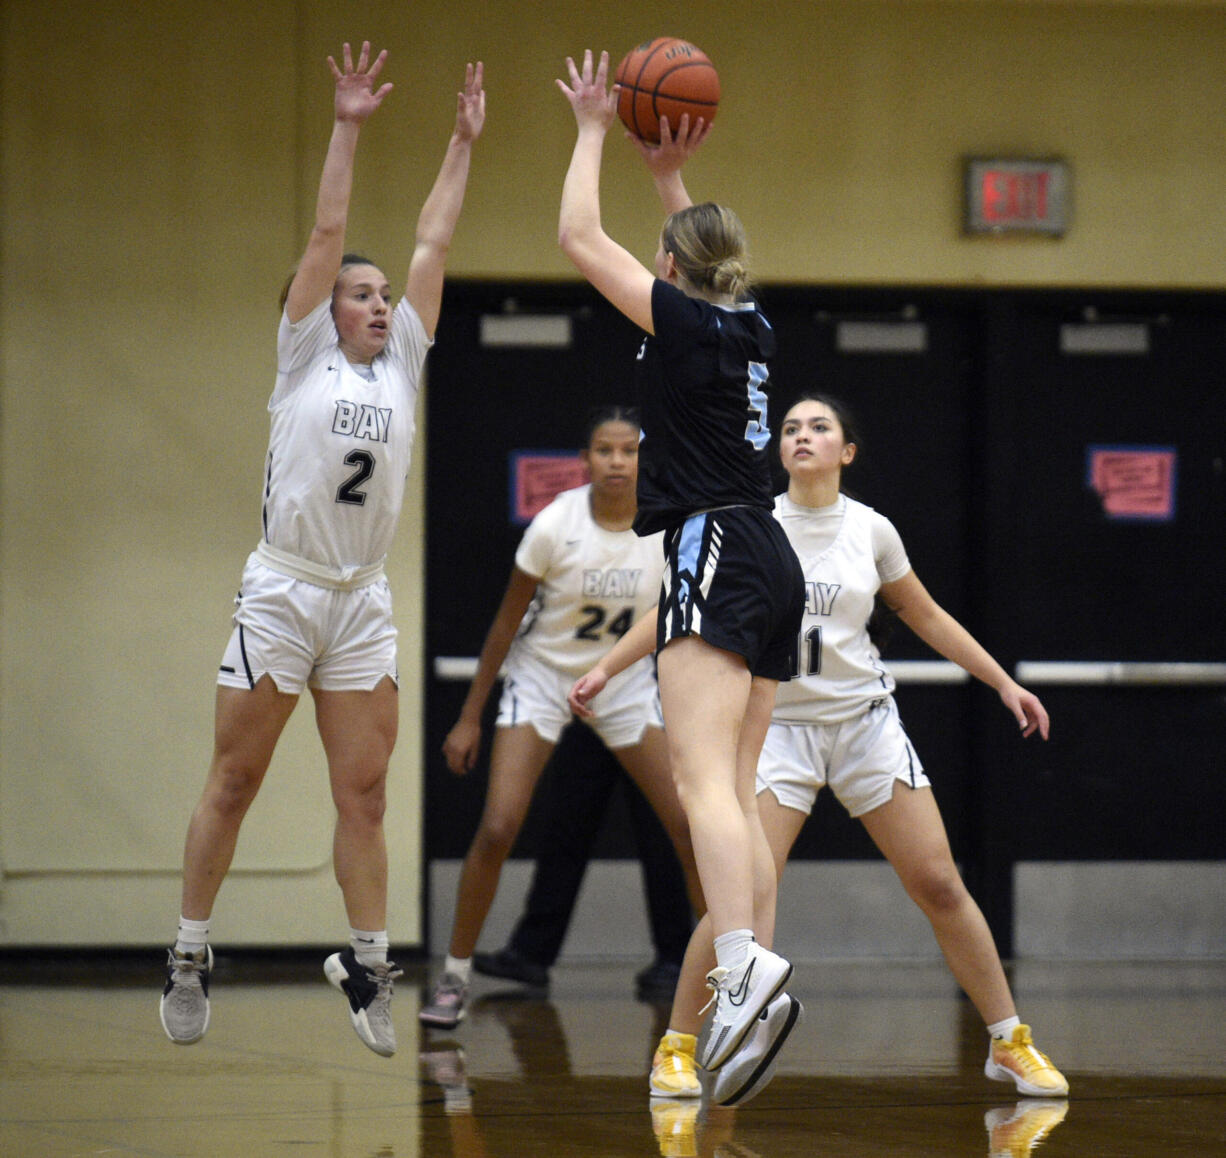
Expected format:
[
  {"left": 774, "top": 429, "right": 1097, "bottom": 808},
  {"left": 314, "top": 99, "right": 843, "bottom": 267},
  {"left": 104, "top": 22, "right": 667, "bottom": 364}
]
[{"left": 614, "top": 38, "right": 720, "bottom": 145}]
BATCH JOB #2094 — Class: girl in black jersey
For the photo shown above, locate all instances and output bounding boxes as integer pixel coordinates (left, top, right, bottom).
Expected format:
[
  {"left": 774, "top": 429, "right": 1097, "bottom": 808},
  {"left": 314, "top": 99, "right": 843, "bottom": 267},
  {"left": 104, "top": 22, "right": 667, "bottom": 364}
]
[{"left": 558, "top": 50, "right": 805, "bottom": 1080}]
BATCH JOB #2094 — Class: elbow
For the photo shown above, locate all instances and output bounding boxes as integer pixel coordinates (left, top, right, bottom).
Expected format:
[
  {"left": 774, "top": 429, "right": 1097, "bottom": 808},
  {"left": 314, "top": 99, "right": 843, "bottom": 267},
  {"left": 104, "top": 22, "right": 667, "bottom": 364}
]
[
  {"left": 415, "top": 234, "right": 451, "bottom": 264},
  {"left": 311, "top": 220, "right": 346, "bottom": 244},
  {"left": 558, "top": 223, "right": 592, "bottom": 270}
]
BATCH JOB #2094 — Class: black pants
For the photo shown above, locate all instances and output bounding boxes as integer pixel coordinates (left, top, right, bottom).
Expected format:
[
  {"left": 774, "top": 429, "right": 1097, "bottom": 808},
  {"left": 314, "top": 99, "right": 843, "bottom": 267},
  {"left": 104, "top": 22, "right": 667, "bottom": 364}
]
[{"left": 508, "top": 722, "right": 693, "bottom": 967}]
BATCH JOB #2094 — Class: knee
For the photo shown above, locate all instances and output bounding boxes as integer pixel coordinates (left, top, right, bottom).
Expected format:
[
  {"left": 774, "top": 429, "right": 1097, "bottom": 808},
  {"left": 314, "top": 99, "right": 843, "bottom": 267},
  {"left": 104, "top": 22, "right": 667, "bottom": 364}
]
[
  {"left": 202, "top": 756, "right": 265, "bottom": 819},
  {"left": 333, "top": 768, "right": 388, "bottom": 827},
  {"left": 471, "top": 815, "right": 518, "bottom": 863},
  {"left": 903, "top": 861, "right": 968, "bottom": 917}
]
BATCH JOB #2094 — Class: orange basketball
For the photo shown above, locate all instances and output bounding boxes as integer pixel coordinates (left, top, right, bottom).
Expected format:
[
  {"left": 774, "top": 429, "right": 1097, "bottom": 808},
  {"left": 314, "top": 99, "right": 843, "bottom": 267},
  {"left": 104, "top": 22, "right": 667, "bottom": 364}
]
[{"left": 614, "top": 37, "right": 720, "bottom": 145}]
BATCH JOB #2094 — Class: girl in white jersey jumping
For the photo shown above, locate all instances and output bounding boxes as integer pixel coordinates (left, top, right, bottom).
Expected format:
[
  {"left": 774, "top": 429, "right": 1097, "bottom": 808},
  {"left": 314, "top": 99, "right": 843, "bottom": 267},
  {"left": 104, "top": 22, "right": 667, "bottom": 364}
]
[
  {"left": 159, "top": 41, "right": 484, "bottom": 1059},
  {"left": 652, "top": 394, "right": 1069, "bottom": 1106},
  {"left": 419, "top": 408, "right": 702, "bottom": 1029}
]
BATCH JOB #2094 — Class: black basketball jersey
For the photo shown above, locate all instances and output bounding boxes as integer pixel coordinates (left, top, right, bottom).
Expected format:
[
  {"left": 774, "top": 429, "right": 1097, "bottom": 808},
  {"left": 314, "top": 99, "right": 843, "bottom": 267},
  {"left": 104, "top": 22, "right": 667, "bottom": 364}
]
[{"left": 633, "top": 279, "right": 778, "bottom": 536}]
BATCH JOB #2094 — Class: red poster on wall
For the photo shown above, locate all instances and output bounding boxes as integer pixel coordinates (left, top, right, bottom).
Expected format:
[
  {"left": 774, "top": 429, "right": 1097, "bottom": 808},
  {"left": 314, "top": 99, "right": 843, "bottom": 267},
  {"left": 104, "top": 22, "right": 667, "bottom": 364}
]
[
  {"left": 1086, "top": 445, "right": 1177, "bottom": 521},
  {"left": 510, "top": 452, "right": 588, "bottom": 525}
]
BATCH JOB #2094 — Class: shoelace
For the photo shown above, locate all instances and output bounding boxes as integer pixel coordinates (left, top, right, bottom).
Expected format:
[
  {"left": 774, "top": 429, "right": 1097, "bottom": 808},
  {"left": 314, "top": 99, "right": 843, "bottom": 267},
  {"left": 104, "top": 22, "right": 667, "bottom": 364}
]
[
  {"left": 366, "top": 963, "right": 404, "bottom": 996},
  {"left": 698, "top": 966, "right": 729, "bottom": 1016},
  {"left": 1002, "top": 1033, "right": 1057, "bottom": 1074},
  {"left": 657, "top": 1046, "right": 688, "bottom": 1071}
]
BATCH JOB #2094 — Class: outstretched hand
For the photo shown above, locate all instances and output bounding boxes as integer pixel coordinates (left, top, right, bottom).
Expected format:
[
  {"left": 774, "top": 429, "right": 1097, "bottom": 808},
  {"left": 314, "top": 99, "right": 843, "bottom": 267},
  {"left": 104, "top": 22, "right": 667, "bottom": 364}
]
[
  {"left": 1000, "top": 683, "right": 1050, "bottom": 740},
  {"left": 556, "top": 49, "right": 618, "bottom": 133},
  {"left": 328, "top": 41, "right": 393, "bottom": 124},
  {"left": 627, "top": 112, "right": 712, "bottom": 178},
  {"left": 454, "top": 61, "right": 486, "bottom": 143}
]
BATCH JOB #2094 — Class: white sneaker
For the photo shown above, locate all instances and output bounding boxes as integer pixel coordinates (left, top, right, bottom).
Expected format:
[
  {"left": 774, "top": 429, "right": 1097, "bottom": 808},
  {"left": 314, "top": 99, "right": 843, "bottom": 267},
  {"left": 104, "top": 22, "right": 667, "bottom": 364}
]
[
  {"left": 697, "top": 944, "right": 792, "bottom": 1071},
  {"left": 710, "top": 992, "right": 802, "bottom": 1106},
  {"left": 159, "top": 945, "right": 213, "bottom": 1044},
  {"left": 324, "top": 947, "right": 402, "bottom": 1057}
]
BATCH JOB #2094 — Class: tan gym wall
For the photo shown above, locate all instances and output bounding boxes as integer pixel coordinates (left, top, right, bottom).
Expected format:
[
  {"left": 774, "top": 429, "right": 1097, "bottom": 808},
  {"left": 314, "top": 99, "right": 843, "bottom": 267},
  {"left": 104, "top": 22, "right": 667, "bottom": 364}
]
[{"left": 2, "top": 0, "right": 1223, "bottom": 947}]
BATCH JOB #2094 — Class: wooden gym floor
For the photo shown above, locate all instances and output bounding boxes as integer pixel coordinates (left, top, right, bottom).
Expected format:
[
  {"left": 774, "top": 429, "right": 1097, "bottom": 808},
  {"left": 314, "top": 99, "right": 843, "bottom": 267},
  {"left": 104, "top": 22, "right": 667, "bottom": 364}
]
[{"left": 2, "top": 954, "right": 1224, "bottom": 1156}]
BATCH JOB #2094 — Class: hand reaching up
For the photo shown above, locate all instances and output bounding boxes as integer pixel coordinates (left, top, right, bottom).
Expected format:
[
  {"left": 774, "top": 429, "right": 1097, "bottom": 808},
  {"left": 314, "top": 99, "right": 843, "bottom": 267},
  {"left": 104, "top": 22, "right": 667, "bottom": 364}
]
[{"left": 328, "top": 41, "right": 393, "bottom": 124}]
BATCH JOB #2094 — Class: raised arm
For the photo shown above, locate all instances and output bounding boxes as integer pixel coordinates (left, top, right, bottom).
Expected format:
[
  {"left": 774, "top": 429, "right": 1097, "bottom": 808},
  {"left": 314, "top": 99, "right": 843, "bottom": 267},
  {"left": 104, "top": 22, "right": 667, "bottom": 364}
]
[
  {"left": 404, "top": 62, "right": 485, "bottom": 339},
  {"left": 441, "top": 566, "right": 538, "bottom": 774},
  {"left": 627, "top": 112, "right": 712, "bottom": 215},
  {"left": 556, "top": 50, "right": 656, "bottom": 332},
  {"left": 880, "top": 571, "right": 1050, "bottom": 739},
  {"left": 285, "top": 42, "right": 393, "bottom": 324}
]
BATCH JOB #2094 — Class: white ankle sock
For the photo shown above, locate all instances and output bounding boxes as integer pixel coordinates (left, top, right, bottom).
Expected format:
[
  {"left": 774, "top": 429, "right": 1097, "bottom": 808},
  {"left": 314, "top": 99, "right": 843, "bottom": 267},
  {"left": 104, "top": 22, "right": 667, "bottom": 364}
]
[
  {"left": 712, "top": 929, "right": 755, "bottom": 970},
  {"left": 444, "top": 955, "right": 472, "bottom": 983},
  {"left": 350, "top": 928, "right": 389, "bottom": 967},
  {"left": 988, "top": 1015, "right": 1021, "bottom": 1039},
  {"left": 174, "top": 915, "right": 209, "bottom": 956}
]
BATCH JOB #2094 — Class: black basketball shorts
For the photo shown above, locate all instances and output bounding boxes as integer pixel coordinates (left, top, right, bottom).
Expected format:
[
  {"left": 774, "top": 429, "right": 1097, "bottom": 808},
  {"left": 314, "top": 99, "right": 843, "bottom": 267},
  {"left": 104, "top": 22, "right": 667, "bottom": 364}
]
[{"left": 658, "top": 504, "right": 804, "bottom": 681}]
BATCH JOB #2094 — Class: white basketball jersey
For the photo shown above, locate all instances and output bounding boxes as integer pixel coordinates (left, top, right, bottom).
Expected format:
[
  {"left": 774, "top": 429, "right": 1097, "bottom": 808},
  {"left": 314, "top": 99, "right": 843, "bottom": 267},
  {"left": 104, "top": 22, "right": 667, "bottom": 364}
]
[
  {"left": 260, "top": 296, "right": 431, "bottom": 569},
  {"left": 509, "top": 484, "right": 665, "bottom": 679},
  {"left": 771, "top": 493, "right": 911, "bottom": 724}
]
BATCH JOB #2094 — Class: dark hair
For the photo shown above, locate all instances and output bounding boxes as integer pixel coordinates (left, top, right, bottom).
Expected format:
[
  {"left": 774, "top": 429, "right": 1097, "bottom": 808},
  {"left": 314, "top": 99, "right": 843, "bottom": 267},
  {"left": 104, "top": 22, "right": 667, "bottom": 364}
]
[
  {"left": 782, "top": 392, "right": 895, "bottom": 651},
  {"left": 277, "top": 252, "right": 382, "bottom": 313},
  {"left": 783, "top": 391, "right": 863, "bottom": 455},
  {"left": 583, "top": 404, "right": 641, "bottom": 447}
]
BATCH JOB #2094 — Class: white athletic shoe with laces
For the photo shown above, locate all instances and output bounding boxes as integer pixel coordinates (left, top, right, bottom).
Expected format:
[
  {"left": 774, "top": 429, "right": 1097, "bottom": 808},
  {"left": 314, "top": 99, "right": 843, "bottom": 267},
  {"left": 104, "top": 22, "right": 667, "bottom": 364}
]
[
  {"left": 697, "top": 943, "right": 792, "bottom": 1071},
  {"left": 710, "top": 991, "right": 803, "bottom": 1106},
  {"left": 324, "top": 946, "right": 402, "bottom": 1057},
  {"left": 159, "top": 945, "right": 213, "bottom": 1045}
]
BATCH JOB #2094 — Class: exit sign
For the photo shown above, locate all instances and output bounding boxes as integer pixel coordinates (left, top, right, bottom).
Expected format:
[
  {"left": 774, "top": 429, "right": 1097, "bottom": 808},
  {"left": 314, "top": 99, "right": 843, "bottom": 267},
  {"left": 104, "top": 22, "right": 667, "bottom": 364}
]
[{"left": 964, "top": 158, "right": 1070, "bottom": 236}]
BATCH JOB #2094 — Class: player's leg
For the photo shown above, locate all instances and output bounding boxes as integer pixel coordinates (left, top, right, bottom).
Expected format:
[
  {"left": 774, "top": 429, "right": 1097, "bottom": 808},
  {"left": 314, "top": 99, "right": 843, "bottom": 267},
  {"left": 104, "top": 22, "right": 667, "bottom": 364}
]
[
  {"left": 450, "top": 723, "right": 556, "bottom": 957},
  {"left": 860, "top": 781, "right": 1068, "bottom": 1095},
  {"left": 314, "top": 677, "right": 398, "bottom": 929},
  {"left": 656, "top": 639, "right": 790, "bottom": 1070},
  {"left": 492, "top": 728, "right": 620, "bottom": 983},
  {"left": 420, "top": 724, "right": 556, "bottom": 1030},
  {"left": 162, "top": 678, "right": 297, "bottom": 1045},
  {"left": 614, "top": 725, "right": 703, "bottom": 916},
  {"left": 648, "top": 781, "right": 807, "bottom": 1096},
  {"left": 861, "top": 782, "right": 1013, "bottom": 1021},
  {"left": 736, "top": 675, "right": 780, "bottom": 945},
  {"left": 182, "top": 679, "right": 300, "bottom": 919},
  {"left": 704, "top": 782, "right": 809, "bottom": 1105},
  {"left": 624, "top": 777, "right": 693, "bottom": 1001},
  {"left": 315, "top": 676, "right": 401, "bottom": 1056},
  {"left": 656, "top": 637, "right": 752, "bottom": 931}
]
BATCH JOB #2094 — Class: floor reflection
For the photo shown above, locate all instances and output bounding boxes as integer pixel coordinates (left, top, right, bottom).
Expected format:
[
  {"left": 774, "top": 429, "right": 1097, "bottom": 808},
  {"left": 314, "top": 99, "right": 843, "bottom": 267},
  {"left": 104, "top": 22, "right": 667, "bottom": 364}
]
[{"left": 1, "top": 957, "right": 1224, "bottom": 1156}]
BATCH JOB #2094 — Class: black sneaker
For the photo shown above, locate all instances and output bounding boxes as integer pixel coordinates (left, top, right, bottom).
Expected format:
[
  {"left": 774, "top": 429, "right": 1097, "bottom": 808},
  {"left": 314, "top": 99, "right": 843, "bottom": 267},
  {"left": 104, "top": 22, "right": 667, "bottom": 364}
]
[
  {"left": 472, "top": 946, "right": 549, "bottom": 988},
  {"left": 324, "top": 946, "right": 402, "bottom": 1057}
]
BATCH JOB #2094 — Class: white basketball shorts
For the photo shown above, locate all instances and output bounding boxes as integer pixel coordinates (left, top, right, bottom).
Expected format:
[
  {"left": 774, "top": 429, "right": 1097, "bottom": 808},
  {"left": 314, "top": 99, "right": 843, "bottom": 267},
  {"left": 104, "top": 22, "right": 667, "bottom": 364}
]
[
  {"left": 756, "top": 696, "right": 928, "bottom": 818},
  {"left": 217, "top": 555, "right": 398, "bottom": 694},
  {"left": 496, "top": 651, "right": 663, "bottom": 749}
]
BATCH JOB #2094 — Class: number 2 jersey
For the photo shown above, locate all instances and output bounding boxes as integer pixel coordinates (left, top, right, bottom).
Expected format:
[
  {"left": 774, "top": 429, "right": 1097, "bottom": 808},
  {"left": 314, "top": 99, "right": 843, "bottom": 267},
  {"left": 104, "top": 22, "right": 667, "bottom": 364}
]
[
  {"left": 771, "top": 492, "right": 912, "bottom": 725},
  {"left": 509, "top": 484, "right": 665, "bottom": 680},
  {"left": 633, "top": 280, "right": 778, "bottom": 536},
  {"left": 260, "top": 296, "right": 431, "bottom": 570}
]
